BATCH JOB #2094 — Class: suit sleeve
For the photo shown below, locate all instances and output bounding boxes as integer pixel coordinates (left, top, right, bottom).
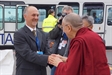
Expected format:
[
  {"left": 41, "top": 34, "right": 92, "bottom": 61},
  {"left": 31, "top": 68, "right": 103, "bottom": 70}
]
[
  {"left": 55, "top": 40, "right": 83, "bottom": 75},
  {"left": 14, "top": 31, "right": 48, "bottom": 66},
  {"left": 43, "top": 32, "right": 52, "bottom": 55}
]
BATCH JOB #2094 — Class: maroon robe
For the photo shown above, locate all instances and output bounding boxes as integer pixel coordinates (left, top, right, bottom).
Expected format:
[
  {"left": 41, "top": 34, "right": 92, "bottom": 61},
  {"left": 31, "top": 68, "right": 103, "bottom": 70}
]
[{"left": 55, "top": 28, "right": 110, "bottom": 75}]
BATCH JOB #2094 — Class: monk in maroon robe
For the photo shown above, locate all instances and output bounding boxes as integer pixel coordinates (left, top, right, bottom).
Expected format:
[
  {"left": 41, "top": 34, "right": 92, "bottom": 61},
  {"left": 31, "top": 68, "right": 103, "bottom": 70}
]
[{"left": 49, "top": 13, "right": 110, "bottom": 75}]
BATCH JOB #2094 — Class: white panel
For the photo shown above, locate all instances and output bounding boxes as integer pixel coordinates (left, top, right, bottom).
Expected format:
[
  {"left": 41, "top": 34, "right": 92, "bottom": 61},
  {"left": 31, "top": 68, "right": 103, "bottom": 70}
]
[
  {"left": 0, "top": 50, "right": 14, "bottom": 75},
  {"left": 4, "top": 23, "right": 15, "bottom": 31},
  {"left": 105, "top": 6, "right": 112, "bottom": 46}
]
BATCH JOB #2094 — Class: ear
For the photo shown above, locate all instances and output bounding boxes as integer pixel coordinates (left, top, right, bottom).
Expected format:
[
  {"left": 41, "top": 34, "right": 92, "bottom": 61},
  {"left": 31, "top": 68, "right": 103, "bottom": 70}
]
[
  {"left": 67, "top": 25, "right": 72, "bottom": 33},
  {"left": 23, "top": 14, "right": 26, "bottom": 19},
  {"left": 90, "top": 25, "right": 93, "bottom": 29}
]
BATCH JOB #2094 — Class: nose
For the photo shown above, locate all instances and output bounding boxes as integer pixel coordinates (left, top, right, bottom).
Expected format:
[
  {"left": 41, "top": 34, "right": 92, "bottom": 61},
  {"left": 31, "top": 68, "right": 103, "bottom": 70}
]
[
  {"left": 33, "top": 14, "right": 39, "bottom": 19},
  {"left": 35, "top": 15, "right": 39, "bottom": 19}
]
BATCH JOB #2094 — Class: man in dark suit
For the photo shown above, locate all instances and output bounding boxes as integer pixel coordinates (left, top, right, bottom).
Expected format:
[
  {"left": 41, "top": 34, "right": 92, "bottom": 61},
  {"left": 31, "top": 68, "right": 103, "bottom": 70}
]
[{"left": 14, "top": 6, "right": 52, "bottom": 75}]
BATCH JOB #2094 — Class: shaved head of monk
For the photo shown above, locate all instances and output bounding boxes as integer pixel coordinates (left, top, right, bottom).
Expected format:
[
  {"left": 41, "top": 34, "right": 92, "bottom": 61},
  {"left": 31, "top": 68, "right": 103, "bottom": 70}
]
[{"left": 62, "top": 13, "right": 83, "bottom": 40}]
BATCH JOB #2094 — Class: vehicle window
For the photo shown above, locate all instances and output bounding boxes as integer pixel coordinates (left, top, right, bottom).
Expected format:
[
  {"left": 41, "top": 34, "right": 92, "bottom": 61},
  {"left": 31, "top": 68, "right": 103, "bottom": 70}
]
[
  {"left": 0, "top": 6, "right": 3, "bottom": 30},
  {"left": 4, "top": 6, "right": 24, "bottom": 23},
  {"left": 107, "top": 7, "right": 112, "bottom": 25},
  {"left": 17, "top": 6, "right": 26, "bottom": 29},
  {"left": 83, "top": 3, "right": 104, "bottom": 24},
  {"left": 38, "top": 9, "right": 46, "bottom": 22}
]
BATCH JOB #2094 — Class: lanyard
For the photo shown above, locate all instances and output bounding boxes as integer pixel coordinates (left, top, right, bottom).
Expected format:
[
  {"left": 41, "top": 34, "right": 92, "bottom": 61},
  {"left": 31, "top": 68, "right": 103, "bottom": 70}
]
[
  {"left": 36, "top": 37, "right": 40, "bottom": 51},
  {"left": 63, "top": 33, "right": 68, "bottom": 40}
]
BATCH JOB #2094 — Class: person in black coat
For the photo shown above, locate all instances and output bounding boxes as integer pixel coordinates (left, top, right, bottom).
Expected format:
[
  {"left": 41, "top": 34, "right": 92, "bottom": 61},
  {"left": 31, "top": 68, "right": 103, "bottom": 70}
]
[{"left": 48, "top": 6, "right": 74, "bottom": 75}]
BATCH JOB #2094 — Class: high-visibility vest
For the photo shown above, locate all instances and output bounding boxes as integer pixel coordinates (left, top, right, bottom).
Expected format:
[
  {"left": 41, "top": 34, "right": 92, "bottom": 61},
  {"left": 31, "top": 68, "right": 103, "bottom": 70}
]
[{"left": 42, "top": 15, "right": 57, "bottom": 32}]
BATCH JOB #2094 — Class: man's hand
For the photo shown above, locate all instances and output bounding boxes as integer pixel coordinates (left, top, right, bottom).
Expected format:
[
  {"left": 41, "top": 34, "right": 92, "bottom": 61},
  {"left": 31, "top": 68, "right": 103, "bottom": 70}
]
[
  {"left": 56, "top": 55, "right": 67, "bottom": 62},
  {"left": 48, "top": 54, "right": 63, "bottom": 67}
]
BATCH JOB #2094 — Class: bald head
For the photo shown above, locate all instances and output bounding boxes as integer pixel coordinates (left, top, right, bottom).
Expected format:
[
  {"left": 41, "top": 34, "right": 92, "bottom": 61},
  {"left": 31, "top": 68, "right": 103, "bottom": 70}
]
[
  {"left": 23, "top": 6, "right": 39, "bottom": 29},
  {"left": 63, "top": 13, "right": 82, "bottom": 28},
  {"left": 23, "top": 6, "right": 38, "bottom": 15}
]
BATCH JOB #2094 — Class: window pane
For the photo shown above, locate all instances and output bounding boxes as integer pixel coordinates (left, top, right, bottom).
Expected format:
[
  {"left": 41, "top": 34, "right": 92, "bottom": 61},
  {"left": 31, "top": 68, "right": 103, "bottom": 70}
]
[
  {"left": 17, "top": 6, "right": 24, "bottom": 22},
  {"left": 57, "top": 6, "right": 63, "bottom": 17},
  {"left": 38, "top": 9, "right": 46, "bottom": 22},
  {"left": 83, "top": 3, "right": 104, "bottom": 24},
  {"left": 4, "top": 6, "right": 24, "bottom": 23},
  {"left": 38, "top": 9, "right": 46, "bottom": 28},
  {"left": 73, "top": 6, "right": 79, "bottom": 14},
  {"left": 107, "top": 7, "right": 112, "bottom": 25},
  {"left": 5, "top": 6, "right": 16, "bottom": 22},
  {"left": 0, "top": 6, "right": 3, "bottom": 30},
  {"left": 17, "top": 6, "right": 26, "bottom": 29}
]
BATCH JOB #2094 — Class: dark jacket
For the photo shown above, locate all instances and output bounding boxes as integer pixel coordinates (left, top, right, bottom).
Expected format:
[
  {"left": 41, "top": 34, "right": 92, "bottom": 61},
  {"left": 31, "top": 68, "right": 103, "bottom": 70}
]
[
  {"left": 48, "top": 25, "right": 69, "bottom": 56},
  {"left": 49, "top": 25, "right": 62, "bottom": 39},
  {"left": 14, "top": 26, "right": 49, "bottom": 75}
]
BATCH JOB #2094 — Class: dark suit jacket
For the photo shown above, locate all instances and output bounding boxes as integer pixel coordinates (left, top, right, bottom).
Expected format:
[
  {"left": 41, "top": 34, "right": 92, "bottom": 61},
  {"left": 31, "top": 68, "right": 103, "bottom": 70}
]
[{"left": 14, "top": 26, "right": 49, "bottom": 75}]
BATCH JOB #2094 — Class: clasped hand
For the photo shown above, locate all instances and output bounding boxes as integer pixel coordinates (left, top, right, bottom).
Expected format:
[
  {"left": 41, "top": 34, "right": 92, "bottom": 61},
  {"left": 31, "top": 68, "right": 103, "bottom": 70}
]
[{"left": 48, "top": 54, "right": 67, "bottom": 67}]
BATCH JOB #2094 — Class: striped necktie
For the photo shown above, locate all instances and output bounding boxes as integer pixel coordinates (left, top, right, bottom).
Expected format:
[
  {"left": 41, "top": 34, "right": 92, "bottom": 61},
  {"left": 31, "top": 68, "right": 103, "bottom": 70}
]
[{"left": 32, "top": 30, "right": 36, "bottom": 36}]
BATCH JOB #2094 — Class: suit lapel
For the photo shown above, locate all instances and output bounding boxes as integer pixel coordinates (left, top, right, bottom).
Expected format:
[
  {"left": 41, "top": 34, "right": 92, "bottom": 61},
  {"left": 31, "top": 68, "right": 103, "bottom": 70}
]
[
  {"left": 23, "top": 26, "right": 42, "bottom": 47},
  {"left": 23, "top": 26, "right": 36, "bottom": 42}
]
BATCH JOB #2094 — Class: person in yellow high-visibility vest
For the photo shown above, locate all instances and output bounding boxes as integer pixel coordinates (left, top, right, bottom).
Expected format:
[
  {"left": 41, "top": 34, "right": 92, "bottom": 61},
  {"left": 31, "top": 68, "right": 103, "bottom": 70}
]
[{"left": 42, "top": 9, "right": 57, "bottom": 32}]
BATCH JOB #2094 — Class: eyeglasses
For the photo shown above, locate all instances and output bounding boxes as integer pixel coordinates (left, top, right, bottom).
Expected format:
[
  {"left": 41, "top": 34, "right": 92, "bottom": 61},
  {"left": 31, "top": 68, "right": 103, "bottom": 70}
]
[
  {"left": 61, "top": 24, "right": 69, "bottom": 29},
  {"left": 62, "top": 12, "right": 68, "bottom": 15}
]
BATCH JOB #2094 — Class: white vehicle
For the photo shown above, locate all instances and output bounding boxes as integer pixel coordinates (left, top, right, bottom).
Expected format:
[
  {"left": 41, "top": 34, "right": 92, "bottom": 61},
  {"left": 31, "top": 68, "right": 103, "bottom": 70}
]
[{"left": 0, "top": 0, "right": 112, "bottom": 49}]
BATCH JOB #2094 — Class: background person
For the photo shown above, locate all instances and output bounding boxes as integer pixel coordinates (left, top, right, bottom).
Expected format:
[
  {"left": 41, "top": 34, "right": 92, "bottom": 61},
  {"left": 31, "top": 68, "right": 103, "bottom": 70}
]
[
  {"left": 42, "top": 9, "right": 57, "bottom": 33},
  {"left": 92, "top": 12, "right": 100, "bottom": 23},
  {"left": 49, "top": 6, "right": 74, "bottom": 39},
  {"left": 48, "top": 6, "right": 74, "bottom": 75},
  {"left": 82, "top": 15, "right": 94, "bottom": 29}
]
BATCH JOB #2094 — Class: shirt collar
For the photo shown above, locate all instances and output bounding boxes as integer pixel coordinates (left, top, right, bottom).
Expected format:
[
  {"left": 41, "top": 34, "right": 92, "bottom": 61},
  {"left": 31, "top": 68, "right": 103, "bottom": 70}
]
[{"left": 26, "top": 24, "right": 36, "bottom": 32}]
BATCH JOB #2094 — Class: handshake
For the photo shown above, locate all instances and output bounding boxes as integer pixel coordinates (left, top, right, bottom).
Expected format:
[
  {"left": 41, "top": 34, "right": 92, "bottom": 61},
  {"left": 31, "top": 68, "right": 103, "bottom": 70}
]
[{"left": 48, "top": 54, "right": 67, "bottom": 67}]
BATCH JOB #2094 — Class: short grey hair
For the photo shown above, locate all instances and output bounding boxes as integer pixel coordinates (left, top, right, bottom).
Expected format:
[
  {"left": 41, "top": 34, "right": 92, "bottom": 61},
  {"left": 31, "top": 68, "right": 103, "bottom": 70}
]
[
  {"left": 82, "top": 15, "right": 94, "bottom": 25},
  {"left": 23, "top": 6, "right": 28, "bottom": 15},
  {"left": 23, "top": 6, "right": 37, "bottom": 15},
  {"left": 62, "top": 6, "right": 73, "bottom": 12}
]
